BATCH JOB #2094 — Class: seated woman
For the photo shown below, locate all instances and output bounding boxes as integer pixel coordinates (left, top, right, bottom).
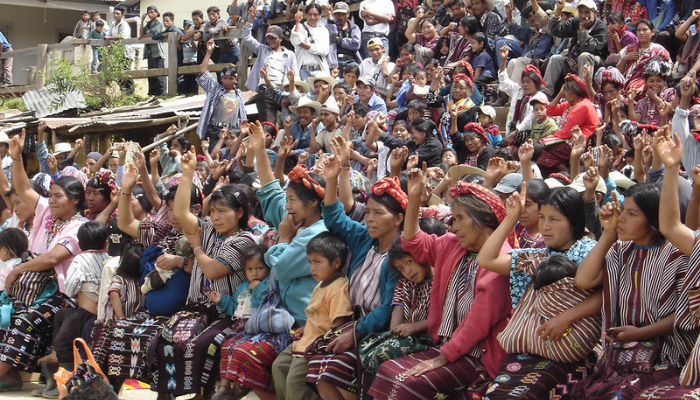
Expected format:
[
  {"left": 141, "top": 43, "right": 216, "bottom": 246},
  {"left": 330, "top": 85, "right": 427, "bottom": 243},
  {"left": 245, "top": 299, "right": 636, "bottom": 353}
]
[
  {"left": 405, "top": 9, "right": 439, "bottom": 66},
  {"left": 305, "top": 136, "right": 404, "bottom": 399},
  {"left": 153, "top": 147, "right": 257, "bottom": 400},
  {"left": 377, "top": 117, "right": 444, "bottom": 168},
  {"left": 574, "top": 179, "right": 697, "bottom": 399},
  {"left": 477, "top": 187, "right": 601, "bottom": 399},
  {"left": 625, "top": 129, "right": 700, "bottom": 398},
  {"left": 629, "top": 57, "right": 675, "bottom": 126},
  {"left": 368, "top": 173, "right": 512, "bottom": 400},
  {"left": 536, "top": 74, "right": 600, "bottom": 176},
  {"left": 617, "top": 19, "right": 670, "bottom": 88},
  {"left": 427, "top": 71, "right": 477, "bottom": 155},
  {"left": 0, "top": 130, "right": 87, "bottom": 391},
  {"left": 458, "top": 122, "right": 495, "bottom": 171}
]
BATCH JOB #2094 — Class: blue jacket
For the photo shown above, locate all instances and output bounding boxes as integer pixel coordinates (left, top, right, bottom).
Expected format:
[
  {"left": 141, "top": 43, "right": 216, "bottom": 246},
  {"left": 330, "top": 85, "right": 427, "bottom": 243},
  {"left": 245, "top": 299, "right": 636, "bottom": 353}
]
[
  {"left": 326, "top": 20, "right": 362, "bottom": 68},
  {"left": 322, "top": 200, "right": 398, "bottom": 337},
  {"left": 217, "top": 276, "right": 270, "bottom": 316},
  {"left": 257, "top": 180, "right": 326, "bottom": 326}
]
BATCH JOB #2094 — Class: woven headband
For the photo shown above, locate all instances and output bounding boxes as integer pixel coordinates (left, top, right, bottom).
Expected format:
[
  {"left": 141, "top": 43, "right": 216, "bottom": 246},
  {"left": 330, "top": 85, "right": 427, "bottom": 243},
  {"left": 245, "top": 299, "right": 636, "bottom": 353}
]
[{"left": 371, "top": 177, "right": 408, "bottom": 211}]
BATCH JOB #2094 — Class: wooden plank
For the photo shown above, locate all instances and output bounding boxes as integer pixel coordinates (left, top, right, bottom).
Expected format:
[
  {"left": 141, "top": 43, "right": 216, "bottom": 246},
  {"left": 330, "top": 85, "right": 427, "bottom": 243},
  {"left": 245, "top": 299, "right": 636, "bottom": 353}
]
[
  {"left": 167, "top": 34, "right": 178, "bottom": 96},
  {"left": 0, "top": 47, "right": 38, "bottom": 60},
  {"left": 35, "top": 44, "right": 48, "bottom": 89},
  {"left": 0, "top": 85, "right": 36, "bottom": 96},
  {"left": 127, "top": 63, "right": 236, "bottom": 79}
]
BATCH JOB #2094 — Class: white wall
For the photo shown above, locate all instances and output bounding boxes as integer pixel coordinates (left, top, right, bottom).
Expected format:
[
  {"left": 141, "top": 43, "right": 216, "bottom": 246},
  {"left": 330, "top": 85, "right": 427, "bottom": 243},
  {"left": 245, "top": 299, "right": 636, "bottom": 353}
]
[{"left": 0, "top": 5, "right": 101, "bottom": 85}]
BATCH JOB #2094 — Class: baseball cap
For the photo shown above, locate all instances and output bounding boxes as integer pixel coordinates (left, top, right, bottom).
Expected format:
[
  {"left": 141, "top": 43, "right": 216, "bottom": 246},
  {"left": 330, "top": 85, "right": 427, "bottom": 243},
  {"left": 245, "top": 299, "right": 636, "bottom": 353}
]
[
  {"left": 477, "top": 105, "right": 496, "bottom": 119},
  {"left": 333, "top": 2, "right": 350, "bottom": 13},
  {"left": 576, "top": 0, "right": 597, "bottom": 11},
  {"left": 529, "top": 92, "right": 550, "bottom": 106},
  {"left": 357, "top": 75, "right": 376, "bottom": 88},
  {"left": 266, "top": 25, "right": 284, "bottom": 39},
  {"left": 569, "top": 172, "right": 606, "bottom": 193},
  {"left": 493, "top": 173, "right": 523, "bottom": 195},
  {"left": 367, "top": 38, "right": 384, "bottom": 49}
]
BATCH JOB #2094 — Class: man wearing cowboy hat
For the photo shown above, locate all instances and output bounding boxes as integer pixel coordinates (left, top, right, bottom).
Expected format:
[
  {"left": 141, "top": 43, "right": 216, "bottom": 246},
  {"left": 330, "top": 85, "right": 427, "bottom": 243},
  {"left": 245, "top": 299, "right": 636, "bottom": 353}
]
[
  {"left": 327, "top": 2, "right": 362, "bottom": 72},
  {"left": 542, "top": 0, "right": 606, "bottom": 97},
  {"left": 197, "top": 38, "right": 247, "bottom": 151},
  {"left": 286, "top": 97, "right": 322, "bottom": 161},
  {"left": 242, "top": 6, "right": 297, "bottom": 124}
]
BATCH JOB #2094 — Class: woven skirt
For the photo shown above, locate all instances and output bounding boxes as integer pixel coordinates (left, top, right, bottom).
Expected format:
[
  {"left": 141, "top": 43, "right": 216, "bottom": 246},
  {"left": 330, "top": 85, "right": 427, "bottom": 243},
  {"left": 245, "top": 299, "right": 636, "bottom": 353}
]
[
  {"left": 0, "top": 293, "right": 74, "bottom": 371},
  {"left": 367, "top": 347, "right": 490, "bottom": 400}
]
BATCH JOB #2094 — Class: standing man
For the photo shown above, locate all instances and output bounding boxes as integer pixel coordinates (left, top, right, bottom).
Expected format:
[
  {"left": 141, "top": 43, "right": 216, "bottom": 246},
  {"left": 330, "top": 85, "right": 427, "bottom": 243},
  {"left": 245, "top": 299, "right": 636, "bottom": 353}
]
[
  {"left": 152, "top": 12, "right": 184, "bottom": 94},
  {"left": 105, "top": 5, "right": 135, "bottom": 93},
  {"left": 0, "top": 30, "right": 12, "bottom": 87},
  {"left": 179, "top": 19, "right": 199, "bottom": 95},
  {"left": 359, "top": 0, "right": 395, "bottom": 59},
  {"left": 140, "top": 5, "right": 166, "bottom": 95},
  {"left": 197, "top": 39, "right": 247, "bottom": 149},
  {"left": 242, "top": 6, "right": 297, "bottom": 123},
  {"left": 327, "top": 2, "right": 362, "bottom": 74}
]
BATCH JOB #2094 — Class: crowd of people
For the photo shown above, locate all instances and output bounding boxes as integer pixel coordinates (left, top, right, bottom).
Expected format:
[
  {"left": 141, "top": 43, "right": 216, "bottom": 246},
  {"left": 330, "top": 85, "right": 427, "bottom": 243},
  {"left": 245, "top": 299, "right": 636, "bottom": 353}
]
[{"left": 4, "top": 0, "right": 700, "bottom": 399}]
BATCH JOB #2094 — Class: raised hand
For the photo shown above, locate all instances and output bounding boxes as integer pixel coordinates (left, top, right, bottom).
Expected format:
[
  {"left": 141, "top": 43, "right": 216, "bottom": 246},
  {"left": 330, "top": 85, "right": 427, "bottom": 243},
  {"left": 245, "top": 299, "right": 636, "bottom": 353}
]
[
  {"left": 297, "top": 151, "right": 309, "bottom": 165},
  {"left": 132, "top": 150, "right": 146, "bottom": 170},
  {"left": 406, "top": 162, "right": 428, "bottom": 198},
  {"left": 505, "top": 183, "right": 526, "bottom": 218},
  {"left": 518, "top": 139, "right": 535, "bottom": 162},
  {"left": 583, "top": 166, "right": 600, "bottom": 193},
  {"left": 599, "top": 191, "right": 621, "bottom": 231},
  {"left": 47, "top": 154, "right": 58, "bottom": 173},
  {"left": 499, "top": 43, "right": 509, "bottom": 60},
  {"left": 330, "top": 136, "right": 351, "bottom": 165},
  {"left": 277, "top": 135, "right": 298, "bottom": 160},
  {"left": 653, "top": 123, "right": 681, "bottom": 167},
  {"left": 181, "top": 145, "right": 197, "bottom": 175},
  {"left": 9, "top": 129, "right": 25, "bottom": 159},
  {"left": 407, "top": 153, "right": 419, "bottom": 170},
  {"left": 248, "top": 120, "right": 267, "bottom": 154},
  {"left": 323, "top": 154, "right": 342, "bottom": 180},
  {"left": 390, "top": 146, "right": 409, "bottom": 171},
  {"left": 283, "top": 115, "right": 294, "bottom": 133},
  {"left": 121, "top": 163, "right": 139, "bottom": 191}
]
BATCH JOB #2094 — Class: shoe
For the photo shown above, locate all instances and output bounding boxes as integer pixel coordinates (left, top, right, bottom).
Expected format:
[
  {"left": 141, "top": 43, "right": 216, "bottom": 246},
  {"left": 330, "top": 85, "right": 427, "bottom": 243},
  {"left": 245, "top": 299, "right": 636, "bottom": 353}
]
[
  {"left": 32, "top": 388, "right": 45, "bottom": 397},
  {"left": 0, "top": 379, "right": 23, "bottom": 391},
  {"left": 211, "top": 384, "right": 235, "bottom": 400},
  {"left": 42, "top": 386, "right": 59, "bottom": 398}
]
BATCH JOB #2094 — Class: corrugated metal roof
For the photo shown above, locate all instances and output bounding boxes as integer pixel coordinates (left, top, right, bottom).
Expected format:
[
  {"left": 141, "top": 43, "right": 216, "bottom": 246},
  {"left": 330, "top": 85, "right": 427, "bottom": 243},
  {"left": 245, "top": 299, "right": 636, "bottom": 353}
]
[{"left": 22, "top": 86, "right": 87, "bottom": 118}]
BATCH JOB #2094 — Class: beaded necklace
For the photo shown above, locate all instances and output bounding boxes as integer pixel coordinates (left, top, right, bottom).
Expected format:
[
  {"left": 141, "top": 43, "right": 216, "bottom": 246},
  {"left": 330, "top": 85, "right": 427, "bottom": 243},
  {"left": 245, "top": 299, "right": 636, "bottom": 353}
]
[{"left": 44, "top": 213, "right": 82, "bottom": 249}]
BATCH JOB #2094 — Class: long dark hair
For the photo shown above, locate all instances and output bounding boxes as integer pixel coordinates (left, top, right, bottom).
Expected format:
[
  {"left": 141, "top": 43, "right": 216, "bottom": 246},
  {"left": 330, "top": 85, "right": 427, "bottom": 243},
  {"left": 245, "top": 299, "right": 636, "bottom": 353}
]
[
  {"left": 209, "top": 184, "right": 251, "bottom": 231},
  {"left": 540, "top": 187, "right": 586, "bottom": 242},
  {"left": 410, "top": 118, "right": 437, "bottom": 140},
  {"left": 624, "top": 182, "right": 663, "bottom": 242},
  {"left": 115, "top": 242, "right": 144, "bottom": 280},
  {"left": 53, "top": 176, "right": 86, "bottom": 212}
]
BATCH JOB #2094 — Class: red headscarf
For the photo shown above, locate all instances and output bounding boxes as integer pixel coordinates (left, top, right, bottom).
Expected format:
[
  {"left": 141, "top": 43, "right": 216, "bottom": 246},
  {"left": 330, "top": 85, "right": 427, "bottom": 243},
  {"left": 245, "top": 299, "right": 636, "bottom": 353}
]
[
  {"left": 463, "top": 122, "right": 490, "bottom": 145},
  {"left": 522, "top": 64, "right": 547, "bottom": 86},
  {"left": 371, "top": 177, "right": 408, "bottom": 211},
  {"left": 261, "top": 121, "right": 278, "bottom": 136},
  {"left": 288, "top": 165, "right": 325, "bottom": 199},
  {"left": 449, "top": 181, "right": 518, "bottom": 248},
  {"left": 457, "top": 61, "right": 474, "bottom": 81},
  {"left": 548, "top": 173, "right": 572, "bottom": 185},
  {"left": 565, "top": 74, "right": 589, "bottom": 99},
  {"left": 452, "top": 73, "right": 474, "bottom": 91}
]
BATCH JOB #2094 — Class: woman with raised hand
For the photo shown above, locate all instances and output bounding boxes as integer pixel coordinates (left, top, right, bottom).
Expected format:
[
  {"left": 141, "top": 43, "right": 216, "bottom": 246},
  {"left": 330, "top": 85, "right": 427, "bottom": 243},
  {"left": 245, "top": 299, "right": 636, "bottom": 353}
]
[
  {"left": 476, "top": 186, "right": 601, "bottom": 399},
  {"left": 369, "top": 167, "right": 511, "bottom": 400},
  {"left": 0, "top": 129, "right": 87, "bottom": 391},
  {"left": 305, "top": 136, "right": 402, "bottom": 399},
  {"left": 247, "top": 120, "right": 328, "bottom": 395},
  {"left": 632, "top": 126, "right": 700, "bottom": 398},
  {"left": 152, "top": 146, "right": 256, "bottom": 400}
]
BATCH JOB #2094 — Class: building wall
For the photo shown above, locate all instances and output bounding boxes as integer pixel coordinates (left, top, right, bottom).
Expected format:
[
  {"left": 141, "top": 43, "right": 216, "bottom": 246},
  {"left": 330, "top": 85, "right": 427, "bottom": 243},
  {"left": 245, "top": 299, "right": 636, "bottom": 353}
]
[{"left": 0, "top": 5, "right": 98, "bottom": 85}]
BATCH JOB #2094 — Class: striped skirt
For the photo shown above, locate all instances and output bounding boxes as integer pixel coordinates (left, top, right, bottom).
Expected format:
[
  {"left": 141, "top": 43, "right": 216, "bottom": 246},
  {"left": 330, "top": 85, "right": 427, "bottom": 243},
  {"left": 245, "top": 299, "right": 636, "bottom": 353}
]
[
  {"left": 537, "top": 141, "right": 572, "bottom": 171},
  {"left": 89, "top": 312, "right": 169, "bottom": 382},
  {"left": 0, "top": 293, "right": 74, "bottom": 372},
  {"left": 483, "top": 353, "right": 594, "bottom": 400},
  {"left": 633, "top": 378, "right": 700, "bottom": 399},
  {"left": 221, "top": 338, "right": 278, "bottom": 393},
  {"left": 367, "top": 347, "right": 491, "bottom": 400},
  {"left": 153, "top": 318, "right": 231, "bottom": 397},
  {"left": 306, "top": 350, "right": 360, "bottom": 394}
]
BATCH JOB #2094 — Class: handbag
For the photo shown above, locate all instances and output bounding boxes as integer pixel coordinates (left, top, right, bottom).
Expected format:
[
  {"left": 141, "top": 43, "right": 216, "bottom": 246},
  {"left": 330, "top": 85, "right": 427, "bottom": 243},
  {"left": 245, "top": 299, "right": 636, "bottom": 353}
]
[
  {"left": 358, "top": 330, "right": 432, "bottom": 374},
  {"left": 161, "top": 309, "right": 211, "bottom": 350},
  {"left": 305, "top": 320, "right": 357, "bottom": 358},
  {"left": 55, "top": 338, "right": 116, "bottom": 399},
  {"left": 7, "top": 269, "right": 56, "bottom": 310},
  {"left": 245, "top": 274, "right": 295, "bottom": 335},
  {"left": 569, "top": 329, "right": 659, "bottom": 400}
]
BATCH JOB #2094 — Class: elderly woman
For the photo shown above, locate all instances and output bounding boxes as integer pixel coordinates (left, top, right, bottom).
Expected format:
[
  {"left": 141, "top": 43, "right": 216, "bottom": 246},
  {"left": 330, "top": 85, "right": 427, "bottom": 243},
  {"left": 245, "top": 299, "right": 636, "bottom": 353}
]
[
  {"left": 458, "top": 122, "right": 495, "bottom": 170},
  {"left": 0, "top": 130, "right": 87, "bottom": 391},
  {"left": 536, "top": 74, "right": 600, "bottom": 176},
  {"left": 427, "top": 70, "right": 477, "bottom": 153},
  {"left": 368, "top": 173, "right": 512, "bottom": 400},
  {"left": 591, "top": 66, "right": 628, "bottom": 147}
]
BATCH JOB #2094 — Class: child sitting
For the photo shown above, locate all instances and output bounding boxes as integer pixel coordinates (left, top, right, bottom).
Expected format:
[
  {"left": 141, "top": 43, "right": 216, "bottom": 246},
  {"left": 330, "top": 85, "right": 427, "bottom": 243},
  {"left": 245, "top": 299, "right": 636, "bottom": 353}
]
[
  {"left": 0, "top": 228, "right": 26, "bottom": 291},
  {"left": 529, "top": 93, "right": 558, "bottom": 141},
  {"left": 471, "top": 33, "right": 496, "bottom": 90},
  {"left": 213, "top": 244, "right": 271, "bottom": 400},
  {"left": 33, "top": 221, "right": 110, "bottom": 398},
  {"left": 360, "top": 239, "right": 433, "bottom": 375},
  {"left": 271, "top": 232, "right": 353, "bottom": 400},
  {"left": 105, "top": 242, "right": 145, "bottom": 320},
  {"left": 477, "top": 105, "right": 502, "bottom": 146},
  {"left": 411, "top": 70, "right": 430, "bottom": 97}
]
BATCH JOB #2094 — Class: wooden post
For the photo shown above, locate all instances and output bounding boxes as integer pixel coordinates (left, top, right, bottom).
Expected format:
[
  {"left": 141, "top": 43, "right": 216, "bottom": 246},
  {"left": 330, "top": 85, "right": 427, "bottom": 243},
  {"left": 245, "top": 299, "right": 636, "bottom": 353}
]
[
  {"left": 238, "top": 42, "right": 250, "bottom": 87},
  {"left": 35, "top": 44, "right": 48, "bottom": 88},
  {"left": 27, "top": 66, "right": 37, "bottom": 86},
  {"left": 167, "top": 34, "right": 178, "bottom": 96}
]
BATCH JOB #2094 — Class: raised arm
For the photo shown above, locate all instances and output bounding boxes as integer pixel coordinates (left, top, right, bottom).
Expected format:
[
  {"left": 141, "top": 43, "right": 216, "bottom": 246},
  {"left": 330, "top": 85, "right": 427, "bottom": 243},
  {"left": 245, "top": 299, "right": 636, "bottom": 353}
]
[
  {"left": 404, "top": 163, "right": 427, "bottom": 240},
  {"left": 249, "top": 120, "right": 275, "bottom": 185},
  {"left": 476, "top": 185, "right": 522, "bottom": 276},
  {"left": 656, "top": 123, "right": 697, "bottom": 255},
  {"left": 575, "top": 191, "right": 619, "bottom": 289},
  {"left": 117, "top": 163, "right": 142, "bottom": 238},
  {"left": 8, "top": 130, "right": 39, "bottom": 212},
  {"left": 173, "top": 146, "right": 201, "bottom": 235},
  {"left": 405, "top": 9, "right": 424, "bottom": 43},
  {"left": 199, "top": 38, "right": 215, "bottom": 75}
]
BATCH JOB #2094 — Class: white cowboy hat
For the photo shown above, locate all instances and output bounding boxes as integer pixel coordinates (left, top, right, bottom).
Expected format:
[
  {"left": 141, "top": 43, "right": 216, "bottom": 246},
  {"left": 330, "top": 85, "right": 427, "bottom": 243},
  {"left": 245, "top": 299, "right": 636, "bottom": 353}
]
[
  {"left": 53, "top": 142, "right": 72, "bottom": 156},
  {"left": 289, "top": 97, "right": 322, "bottom": 115}
]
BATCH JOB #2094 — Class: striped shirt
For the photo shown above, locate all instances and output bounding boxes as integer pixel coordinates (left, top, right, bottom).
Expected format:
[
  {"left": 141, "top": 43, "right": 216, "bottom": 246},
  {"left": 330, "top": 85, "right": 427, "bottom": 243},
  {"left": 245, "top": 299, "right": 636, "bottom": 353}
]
[
  {"left": 186, "top": 218, "right": 256, "bottom": 306},
  {"left": 64, "top": 250, "right": 110, "bottom": 299},
  {"left": 349, "top": 247, "right": 384, "bottom": 315},
  {"left": 604, "top": 240, "right": 696, "bottom": 368},
  {"left": 392, "top": 277, "right": 432, "bottom": 324},
  {"left": 105, "top": 275, "right": 143, "bottom": 320},
  {"left": 438, "top": 255, "right": 481, "bottom": 358},
  {"left": 678, "top": 236, "right": 700, "bottom": 385}
]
